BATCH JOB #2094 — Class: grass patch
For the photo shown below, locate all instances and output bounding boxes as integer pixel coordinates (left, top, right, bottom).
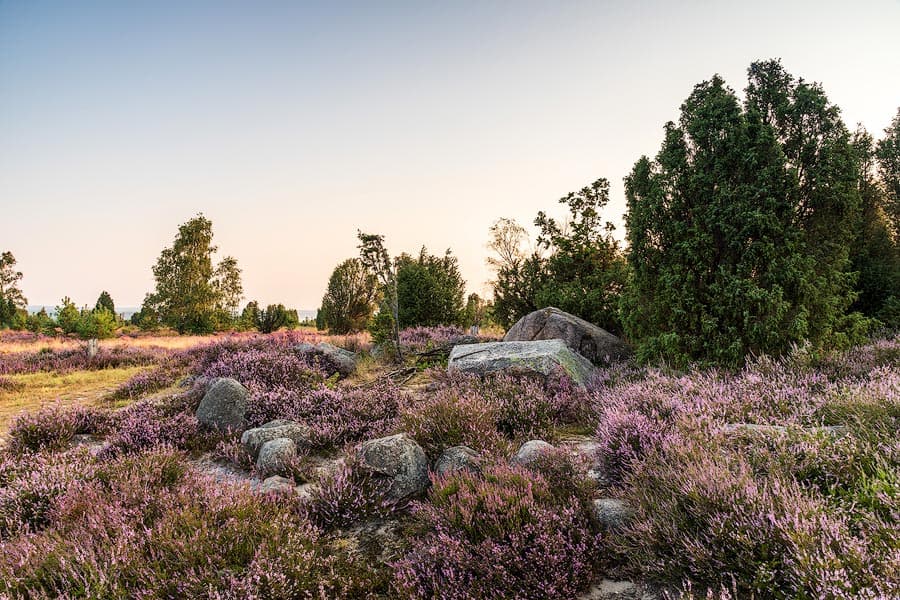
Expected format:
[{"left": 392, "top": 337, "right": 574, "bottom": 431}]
[{"left": 0, "top": 366, "right": 147, "bottom": 438}]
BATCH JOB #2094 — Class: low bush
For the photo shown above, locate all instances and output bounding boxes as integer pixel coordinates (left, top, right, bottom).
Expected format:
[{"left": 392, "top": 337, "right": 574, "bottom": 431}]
[
  {"left": 6, "top": 404, "right": 109, "bottom": 454},
  {"left": 394, "top": 464, "right": 600, "bottom": 599},
  {"left": 303, "top": 460, "right": 403, "bottom": 531}
]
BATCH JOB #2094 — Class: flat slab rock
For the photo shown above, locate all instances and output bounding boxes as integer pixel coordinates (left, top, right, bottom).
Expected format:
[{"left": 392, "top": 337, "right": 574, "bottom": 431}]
[
  {"left": 448, "top": 339, "right": 596, "bottom": 386},
  {"left": 504, "top": 306, "right": 633, "bottom": 365}
]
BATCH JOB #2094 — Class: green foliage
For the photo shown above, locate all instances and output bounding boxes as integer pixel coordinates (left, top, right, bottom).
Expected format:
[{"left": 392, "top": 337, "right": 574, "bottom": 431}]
[
  {"left": 25, "top": 308, "right": 55, "bottom": 334},
  {"left": 461, "top": 293, "right": 490, "bottom": 329},
  {"left": 876, "top": 108, "right": 900, "bottom": 238},
  {"left": 624, "top": 61, "right": 867, "bottom": 367},
  {"left": 143, "top": 214, "right": 242, "bottom": 334},
  {"left": 486, "top": 218, "right": 544, "bottom": 329},
  {"left": 240, "top": 300, "right": 260, "bottom": 331},
  {"left": 255, "top": 303, "right": 299, "bottom": 333},
  {"left": 94, "top": 291, "right": 115, "bottom": 315},
  {"left": 55, "top": 297, "right": 80, "bottom": 335},
  {"left": 213, "top": 255, "right": 243, "bottom": 320},
  {"left": 533, "top": 178, "right": 628, "bottom": 334},
  {"left": 358, "top": 231, "right": 401, "bottom": 359},
  {"left": 849, "top": 127, "right": 900, "bottom": 327},
  {"left": 77, "top": 307, "right": 117, "bottom": 339},
  {"left": 320, "top": 258, "right": 378, "bottom": 334},
  {"left": 0, "top": 251, "right": 27, "bottom": 329},
  {"left": 396, "top": 247, "right": 466, "bottom": 328}
]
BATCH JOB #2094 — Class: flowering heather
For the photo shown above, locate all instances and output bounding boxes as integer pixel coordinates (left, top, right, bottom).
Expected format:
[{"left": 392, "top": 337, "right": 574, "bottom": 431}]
[
  {"left": 248, "top": 381, "right": 404, "bottom": 449},
  {"left": 0, "top": 450, "right": 388, "bottom": 598},
  {"left": 6, "top": 403, "right": 109, "bottom": 454},
  {"left": 394, "top": 464, "right": 600, "bottom": 599},
  {"left": 398, "top": 325, "right": 500, "bottom": 354},
  {"left": 98, "top": 400, "right": 212, "bottom": 458},
  {"left": 303, "top": 459, "right": 403, "bottom": 530},
  {"left": 0, "top": 345, "right": 165, "bottom": 375},
  {"left": 202, "top": 346, "right": 327, "bottom": 394}
]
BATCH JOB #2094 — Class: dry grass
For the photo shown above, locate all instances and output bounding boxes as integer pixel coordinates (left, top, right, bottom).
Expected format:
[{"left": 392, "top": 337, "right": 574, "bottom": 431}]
[
  {"left": 0, "top": 366, "right": 147, "bottom": 438},
  {"left": 0, "top": 334, "right": 228, "bottom": 355}
]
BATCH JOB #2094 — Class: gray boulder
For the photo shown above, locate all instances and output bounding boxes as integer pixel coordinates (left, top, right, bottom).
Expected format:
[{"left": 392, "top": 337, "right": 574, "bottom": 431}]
[
  {"left": 196, "top": 378, "right": 249, "bottom": 432},
  {"left": 504, "top": 307, "right": 632, "bottom": 365},
  {"left": 256, "top": 438, "right": 297, "bottom": 478},
  {"left": 593, "top": 498, "right": 634, "bottom": 531},
  {"left": 434, "top": 446, "right": 481, "bottom": 477},
  {"left": 510, "top": 439, "right": 554, "bottom": 468},
  {"left": 448, "top": 339, "right": 596, "bottom": 386},
  {"left": 241, "top": 420, "right": 312, "bottom": 460},
  {"left": 358, "top": 433, "right": 430, "bottom": 500},
  {"left": 295, "top": 342, "right": 357, "bottom": 377}
]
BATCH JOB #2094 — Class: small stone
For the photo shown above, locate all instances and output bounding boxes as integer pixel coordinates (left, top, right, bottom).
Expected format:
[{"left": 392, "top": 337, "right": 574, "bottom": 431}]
[
  {"left": 241, "top": 420, "right": 312, "bottom": 460},
  {"left": 256, "top": 438, "right": 297, "bottom": 478},
  {"left": 593, "top": 498, "right": 634, "bottom": 531},
  {"left": 434, "top": 446, "right": 481, "bottom": 477},
  {"left": 259, "top": 475, "right": 295, "bottom": 495},
  {"left": 510, "top": 439, "right": 554, "bottom": 468}
]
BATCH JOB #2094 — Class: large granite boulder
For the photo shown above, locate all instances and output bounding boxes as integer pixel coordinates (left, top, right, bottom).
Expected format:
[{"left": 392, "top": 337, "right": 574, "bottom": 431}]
[
  {"left": 294, "top": 342, "right": 357, "bottom": 377},
  {"left": 357, "top": 433, "right": 430, "bottom": 500},
  {"left": 448, "top": 339, "right": 595, "bottom": 386},
  {"left": 241, "top": 420, "right": 312, "bottom": 460},
  {"left": 196, "top": 378, "right": 249, "bottom": 432},
  {"left": 256, "top": 438, "right": 297, "bottom": 478},
  {"left": 504, "top": 307, "right": 632, "bottom": 365}
]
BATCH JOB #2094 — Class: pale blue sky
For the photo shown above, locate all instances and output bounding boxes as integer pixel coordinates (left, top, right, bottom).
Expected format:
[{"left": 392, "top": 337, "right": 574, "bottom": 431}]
[{"left": 2, "top": 1, "right": 899, "bottom": 309}]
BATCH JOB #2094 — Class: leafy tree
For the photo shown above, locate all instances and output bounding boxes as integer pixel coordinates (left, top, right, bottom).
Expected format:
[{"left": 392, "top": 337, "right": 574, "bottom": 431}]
[
  {"left": 320, "top": 258, "right": 378, "bottom": 334},
  {"left": 95, "top": 291, "right": 115, "bottom": 315},
  {"left": 55, "top": 297, "right": 80, "bottom": 335},
  {"left": 877, "top": 108, "right": 900, "bottom": 240},
  {"left": 256, "top": 304, "right": 299, "bottom": 333},
  {"left": 213, "top": 256, "right": 243, "bottom": 319},
  {"left": 0, "top": 251, "right": 27, "bottom": 329},
  {"left": 486, "top": 218, "right": 544, "bottom": 328},
  {"left": 358, "top": 231, "right": 401, "bottom": 359},
  {"left": 624, "top": 72, "right": 820, "bottom": 366},
  {"left": 143, "top": 215, "right": 241, "bottom": 334},
  {"left": 396, "top": 247, "right": 466, "bottom": 328},
  {"left": 533, "top": 178, "right": 628, "bottom": 334}
]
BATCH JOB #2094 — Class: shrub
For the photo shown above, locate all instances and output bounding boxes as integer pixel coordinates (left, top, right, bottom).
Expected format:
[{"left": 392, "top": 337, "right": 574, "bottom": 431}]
[
  {"left": 303, "top": 460, "right": 402, "bottom": 530},
  {"left": 0, "top": 449, "right": 389, "bottom": 598},
  {"left": 248, "top": 382, "right": 403, "bottom": 449},
  {"left": 98, "top": 400, "right": 211, "bottom": 458},
  {"left": 400, "top": 386, "right": 508, "bottom": 459},
  {"left": 202, "top": 346, "right": 326, "bottom": 394},
  {"left": 6, "top": 404, "right": 109, "bottom": 454},
  {"left": 394, "top": 464, "right": 599, "bottom": 599},
  {"left": 613, "top": 442, "right": 893, "bottom": 599},
  {"left": 0, "top": 376, "right": 23, "bottom": 392}
]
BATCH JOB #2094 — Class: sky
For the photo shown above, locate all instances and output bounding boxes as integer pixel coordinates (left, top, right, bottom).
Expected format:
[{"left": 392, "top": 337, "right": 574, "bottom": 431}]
[{"left": 2, "top": 1, "right": 899, "bottom": 310}]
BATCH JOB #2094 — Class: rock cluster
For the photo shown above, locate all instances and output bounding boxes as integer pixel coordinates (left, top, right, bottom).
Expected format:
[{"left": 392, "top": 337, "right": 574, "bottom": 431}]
[{"left": 504, "top": 307, "right": 633, "bottom": 365}]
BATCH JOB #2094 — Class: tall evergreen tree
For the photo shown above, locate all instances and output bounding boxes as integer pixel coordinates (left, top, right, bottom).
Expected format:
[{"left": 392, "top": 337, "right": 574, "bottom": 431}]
[
  {"left": 624, "top": 73, "right": 815, "bottom": 365},
  {"left": 95, "top": 291, "right": 115, "bottom": 315},
  {"left": 745, "top": 59, "right": 864, "bottom": 345}
]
